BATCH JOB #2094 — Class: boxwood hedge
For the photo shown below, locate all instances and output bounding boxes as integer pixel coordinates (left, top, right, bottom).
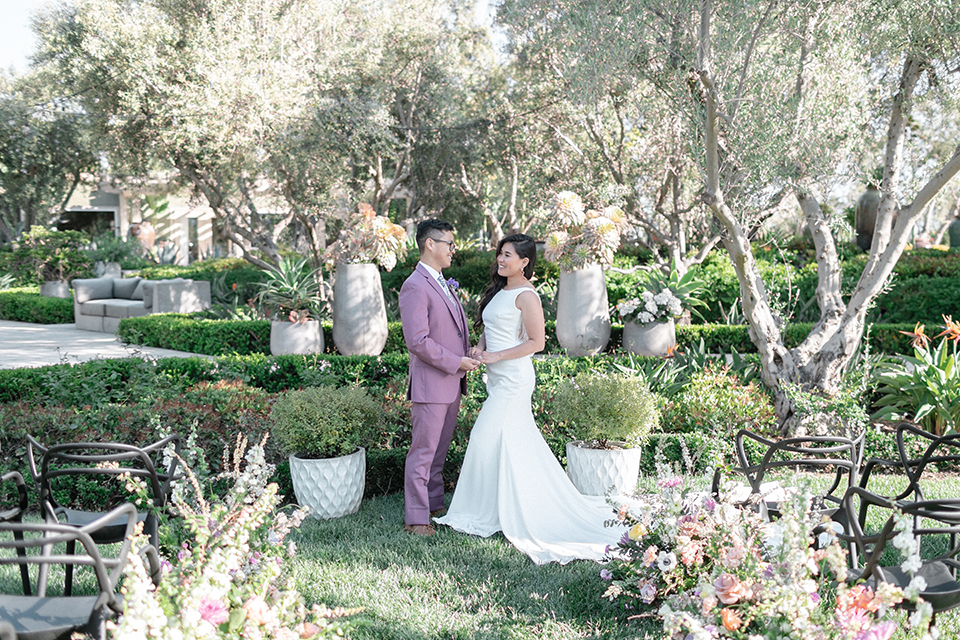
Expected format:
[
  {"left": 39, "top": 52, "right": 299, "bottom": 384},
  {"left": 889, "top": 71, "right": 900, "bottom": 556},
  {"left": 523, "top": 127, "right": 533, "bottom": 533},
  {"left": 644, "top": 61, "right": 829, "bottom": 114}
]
[{"left": 0, "top": 288, "right": 74, "bottom": 324}]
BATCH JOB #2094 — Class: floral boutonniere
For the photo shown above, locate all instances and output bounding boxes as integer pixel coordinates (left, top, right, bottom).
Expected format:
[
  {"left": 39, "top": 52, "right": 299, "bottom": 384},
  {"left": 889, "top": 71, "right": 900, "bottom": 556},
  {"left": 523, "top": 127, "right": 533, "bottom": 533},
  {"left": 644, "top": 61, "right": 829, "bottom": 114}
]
[{"left": 445, "top": 278, "right": 460, "bottom": 291}]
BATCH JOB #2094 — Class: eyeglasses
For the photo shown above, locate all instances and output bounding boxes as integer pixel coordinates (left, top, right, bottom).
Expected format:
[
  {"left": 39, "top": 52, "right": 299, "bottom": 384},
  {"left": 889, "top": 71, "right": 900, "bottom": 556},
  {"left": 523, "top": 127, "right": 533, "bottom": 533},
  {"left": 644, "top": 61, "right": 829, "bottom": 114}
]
[{"left": 431, "top": 238, "right": 457, "bottom": 251}]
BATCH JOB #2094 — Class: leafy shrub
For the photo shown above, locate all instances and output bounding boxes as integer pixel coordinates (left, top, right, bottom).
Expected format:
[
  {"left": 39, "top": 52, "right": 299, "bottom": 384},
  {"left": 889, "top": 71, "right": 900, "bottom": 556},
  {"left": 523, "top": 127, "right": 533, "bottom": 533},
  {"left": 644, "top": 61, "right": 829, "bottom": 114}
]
[
  {"left": 0, "top": 287, "right": 73, "bottom": 323},
  {"left": 0, "top": 227, "right": 93, "bottom": 285},
  {"left": 550, "top": 372, "right": 660, "bottom": 447},
  {"left": 84, "top": 233, "right": 151, "bottom": 269},
  {"left": 660, "top": 365, "right": 777, "bottom": 436},
  {"left": 874, "top": 275, "right": 960, "bottom": 324},
  {"left": 270, "top": 385, "right": 385, "bottom": 459}
]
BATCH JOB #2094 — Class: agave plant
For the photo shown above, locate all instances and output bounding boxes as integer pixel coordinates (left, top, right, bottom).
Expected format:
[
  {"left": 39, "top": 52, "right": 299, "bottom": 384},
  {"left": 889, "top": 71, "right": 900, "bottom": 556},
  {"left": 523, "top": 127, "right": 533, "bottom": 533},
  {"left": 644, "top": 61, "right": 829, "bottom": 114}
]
[
  {"left": 872, "top": 317, "right": 960, "bottom": 435},
  {"left": 257, "top": 256, "right": 322, "bottom": 322}
]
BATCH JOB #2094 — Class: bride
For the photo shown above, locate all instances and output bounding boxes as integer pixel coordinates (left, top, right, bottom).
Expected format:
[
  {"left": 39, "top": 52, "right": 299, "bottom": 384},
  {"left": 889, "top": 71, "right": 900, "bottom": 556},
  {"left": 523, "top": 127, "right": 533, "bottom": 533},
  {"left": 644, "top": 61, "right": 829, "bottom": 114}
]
[{"left": 434, "top": 233, "right": 625, "bottom": 564}]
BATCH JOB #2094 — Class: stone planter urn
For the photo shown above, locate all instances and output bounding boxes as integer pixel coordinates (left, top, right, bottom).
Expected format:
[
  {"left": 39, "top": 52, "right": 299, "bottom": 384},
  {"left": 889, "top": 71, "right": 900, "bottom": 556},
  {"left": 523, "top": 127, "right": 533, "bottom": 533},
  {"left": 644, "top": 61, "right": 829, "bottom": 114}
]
[
  {"left": 94, "top": 261, "right": 122, "bottom": 278},
  {"left": 40, "top": 280, "right": 71, "bottom": 298},
  {"left": 270, "top": 319, "right": 323, "bottom": 356},
  {"left": 332, "top": 263, "right": 388, "bottom": 356},
  {"left": 565, "top": 440, "right": 642, "bottom": 496},
  {"left": 623, "top": 318, "right": 677, "bottom": 357},
  {"left": 288, "top": 448, "right": 365, "bottom": 519},
  {"left": 555, "top": 264, "right": 610, "bottom": 356}
]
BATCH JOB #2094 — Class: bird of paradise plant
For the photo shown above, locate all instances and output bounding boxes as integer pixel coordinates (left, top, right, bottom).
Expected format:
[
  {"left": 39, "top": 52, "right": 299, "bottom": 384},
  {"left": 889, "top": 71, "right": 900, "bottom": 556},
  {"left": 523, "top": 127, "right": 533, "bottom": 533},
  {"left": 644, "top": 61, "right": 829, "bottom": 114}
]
[{"left": 872, "top": 315, "right": 960, "bottom": 435}]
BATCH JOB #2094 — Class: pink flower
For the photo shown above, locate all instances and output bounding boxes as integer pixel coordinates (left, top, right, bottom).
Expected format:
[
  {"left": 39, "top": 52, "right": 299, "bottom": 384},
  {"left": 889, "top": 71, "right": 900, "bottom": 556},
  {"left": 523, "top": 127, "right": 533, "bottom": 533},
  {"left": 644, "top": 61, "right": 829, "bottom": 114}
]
[
  {"left": 198, "top": 597, "right": 229, "bottom": 625},
  {"left": 722, "top": 545, "right": 747, "bottom": 569},
  {"left": 642, "top": 545, "right": 659, "bottom": 567},
  {"left": 242, "top": 595, "right": 275, "bottom": 626},
  {"left": 856, "top": 621, "right": 897, "bottom": 640},
  {"left": 637, "top": 579, "right": 657, "bottom": 604},
  {"left": 658, "top": 476, "right": 683, "bottom": 489},
  {"left": 713, "top": 573, "right": 746, "bottom": 605}
]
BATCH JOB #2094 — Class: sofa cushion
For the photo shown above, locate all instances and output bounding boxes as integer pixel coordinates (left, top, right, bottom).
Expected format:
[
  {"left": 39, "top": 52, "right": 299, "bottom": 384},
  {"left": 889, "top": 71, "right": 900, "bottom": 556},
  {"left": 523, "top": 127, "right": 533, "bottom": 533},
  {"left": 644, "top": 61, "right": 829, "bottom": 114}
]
[
  {"left": 72, "top": 278, "right": 114, "bottom": 304},
  {"left": 104, "top": 299, "right": 147, "bottom": 318},
  {"left": 141, "top": 281, "right": 155, "bottom": 309},
  {"left": 131, "top": 279, "right": 145, "bottom": 301},
  {"left": 79, "top": 301, "right": 106, "bottom": 317},
  {"left": 112, "top": 277, "right": 142, "bottom": 300}
]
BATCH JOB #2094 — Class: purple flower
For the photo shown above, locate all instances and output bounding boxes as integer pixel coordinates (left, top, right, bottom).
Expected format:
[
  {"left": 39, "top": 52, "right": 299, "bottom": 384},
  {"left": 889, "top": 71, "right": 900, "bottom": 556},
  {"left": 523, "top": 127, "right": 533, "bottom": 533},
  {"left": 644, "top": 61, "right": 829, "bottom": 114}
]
[
  {"left": 446, "top": 278, "right": 460, "bottom": 290},
  {"left": 620, "top": 531, "right": 630, "bottom": 545},
  {"left": 600, "top": 569, "right": 613, "bottom": 581},
  {"left": 810, "top": 592, "right": 820, "bottom": 604}
]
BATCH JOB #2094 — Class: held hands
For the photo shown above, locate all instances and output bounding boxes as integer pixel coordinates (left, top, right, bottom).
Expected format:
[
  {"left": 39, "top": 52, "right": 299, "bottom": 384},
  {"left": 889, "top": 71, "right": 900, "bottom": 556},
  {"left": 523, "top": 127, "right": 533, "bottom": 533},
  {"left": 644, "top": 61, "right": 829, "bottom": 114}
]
[
  {"left": 459, "top": 356, "right": 481, "bottom": 372},
  {"left": 476, "top": 350, "right": 501, "bottom": 364}
]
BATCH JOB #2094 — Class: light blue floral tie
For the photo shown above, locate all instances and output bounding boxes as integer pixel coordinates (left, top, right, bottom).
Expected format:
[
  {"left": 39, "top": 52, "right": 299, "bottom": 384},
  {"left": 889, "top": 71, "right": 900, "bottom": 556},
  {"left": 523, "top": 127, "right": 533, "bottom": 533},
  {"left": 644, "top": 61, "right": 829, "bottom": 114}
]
[{"left": 437, "top": 274, "right": 455, "bottom": 303}]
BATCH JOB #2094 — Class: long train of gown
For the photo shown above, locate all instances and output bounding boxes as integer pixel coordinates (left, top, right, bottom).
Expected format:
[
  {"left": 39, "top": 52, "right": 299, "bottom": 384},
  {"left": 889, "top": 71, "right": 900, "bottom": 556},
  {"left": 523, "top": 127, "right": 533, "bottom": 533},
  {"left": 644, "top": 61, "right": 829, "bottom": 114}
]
[{"left": 435, "top": 287, "right": 625, "bottom": 565}]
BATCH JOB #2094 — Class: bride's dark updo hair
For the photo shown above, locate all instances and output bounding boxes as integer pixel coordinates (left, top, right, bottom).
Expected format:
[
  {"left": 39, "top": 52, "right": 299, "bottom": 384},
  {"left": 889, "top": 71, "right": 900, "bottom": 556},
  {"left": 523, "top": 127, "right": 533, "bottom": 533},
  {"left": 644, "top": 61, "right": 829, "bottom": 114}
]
[{"left": 475, "top": 233, "right": 537, "bottom": 331}]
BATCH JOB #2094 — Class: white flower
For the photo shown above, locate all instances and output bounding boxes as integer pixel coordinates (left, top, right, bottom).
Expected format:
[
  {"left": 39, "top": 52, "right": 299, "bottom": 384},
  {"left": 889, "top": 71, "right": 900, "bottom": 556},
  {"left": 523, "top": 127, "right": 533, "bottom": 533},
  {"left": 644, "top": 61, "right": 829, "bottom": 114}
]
[
  {"left": 657, "top": 551, "right": 678, "bottom": 572},
  {"left": 637, "top": 311, "right": 655, "bottom": 324},
  {"left": 910, "top": 600, "right": 933, "bottom": 628},
  {"left": 906, "top": 575, "right": 928, "bottom": 599}
]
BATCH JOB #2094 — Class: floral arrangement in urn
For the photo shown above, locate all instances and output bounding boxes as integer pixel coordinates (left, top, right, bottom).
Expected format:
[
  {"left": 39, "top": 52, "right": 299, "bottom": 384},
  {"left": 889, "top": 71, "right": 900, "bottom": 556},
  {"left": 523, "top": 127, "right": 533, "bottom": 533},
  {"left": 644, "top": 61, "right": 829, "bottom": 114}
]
[
  {"left": 616, "top": 268, "right": 704, "bottom": 324},
  {"left": 600, "top": 470, "right": 931, "bottom": 639},
  {"left": 109, "top": 435, "right": 360, "bottom": 640},
  {"left": 543, "top": 191, "right": 626, "bottom": 271},
  {"left": 323, "top": 203, "right": 408, "bottom": 271}
]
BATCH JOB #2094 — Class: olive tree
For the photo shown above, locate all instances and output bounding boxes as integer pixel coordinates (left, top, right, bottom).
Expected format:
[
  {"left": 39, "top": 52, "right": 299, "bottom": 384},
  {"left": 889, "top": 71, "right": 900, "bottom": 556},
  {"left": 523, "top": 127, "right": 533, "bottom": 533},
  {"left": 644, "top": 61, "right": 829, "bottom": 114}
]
[{"left": 501, "top": 0, "right": 960, "bottom": 428}]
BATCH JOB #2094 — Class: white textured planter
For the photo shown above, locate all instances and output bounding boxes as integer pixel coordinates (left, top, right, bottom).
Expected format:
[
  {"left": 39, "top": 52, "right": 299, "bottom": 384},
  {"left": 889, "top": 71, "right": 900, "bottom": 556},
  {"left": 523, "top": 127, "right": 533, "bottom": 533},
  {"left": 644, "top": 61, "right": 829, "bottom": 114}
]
[
  {"left": 566, "top": 440, "right": 642, "bottom": 496},
  {"left": 555, "top": 265, "right": 610, "bottom": 356},
  {"left": 270, "top": 319, "right": 323, "bottom": 356},
  {"left": 289, "top": 448, "right": 365, "bottom": 519},
  {"left": 332, "top": 263, "right": 388, "bottom": 356},
  {"left": 40, "top": 280, "right": 70, "bottom": 298},
  {"left": 623, "top": 318, "right": 676, "bottom": 357}
]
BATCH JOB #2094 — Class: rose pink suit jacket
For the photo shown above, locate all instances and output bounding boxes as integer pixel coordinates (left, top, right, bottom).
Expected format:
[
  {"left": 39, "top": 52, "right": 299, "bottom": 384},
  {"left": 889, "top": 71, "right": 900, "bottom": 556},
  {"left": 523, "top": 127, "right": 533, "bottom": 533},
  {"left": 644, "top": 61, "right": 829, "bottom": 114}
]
[{"left": 398, "top": 264, "right": 470, "bottom": 524}]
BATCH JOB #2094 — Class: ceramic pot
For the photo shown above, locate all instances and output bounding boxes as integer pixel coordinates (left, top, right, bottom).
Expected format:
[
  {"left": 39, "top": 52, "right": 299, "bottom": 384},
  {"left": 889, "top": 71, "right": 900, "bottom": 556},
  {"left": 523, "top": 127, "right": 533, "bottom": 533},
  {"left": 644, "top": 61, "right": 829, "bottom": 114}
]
[
  {"left": 623, "top": 318, "right": 677, "bottom": 357},
  {"left": 332, "top": 263, "right": 388, "bottom": 356},
  {"left": 555, "top": 265, "right": 610, "bottom": 356},
  {"left": 94, "top": 261, "right": 122, "bottom": 278},
  {"left": 288, "top": 448, "right": 365, "bottom": 519},
  {"left": 40, "top": 280, "right": 70, "bottom": 298},
  {"left": 270, "top": 319, "right": 323, "bottom": 356},
  {"left": 565, "top": 440, "right": 642, "bottom": 496}
]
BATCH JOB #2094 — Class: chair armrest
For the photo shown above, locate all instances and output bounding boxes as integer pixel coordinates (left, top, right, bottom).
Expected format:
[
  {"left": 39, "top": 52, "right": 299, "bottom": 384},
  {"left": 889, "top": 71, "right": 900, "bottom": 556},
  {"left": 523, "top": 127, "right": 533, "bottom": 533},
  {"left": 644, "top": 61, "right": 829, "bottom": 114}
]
[
  {"left": 1, "top": 470, "right": 28, "bottom": 513},
  {"left": 139, "top": 544, "right": 163, "bottom": 587}
]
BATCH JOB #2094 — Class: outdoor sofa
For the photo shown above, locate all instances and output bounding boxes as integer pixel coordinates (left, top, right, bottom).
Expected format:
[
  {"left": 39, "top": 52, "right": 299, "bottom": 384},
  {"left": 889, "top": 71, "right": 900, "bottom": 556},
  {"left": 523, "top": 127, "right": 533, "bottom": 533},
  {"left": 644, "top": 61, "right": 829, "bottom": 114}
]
[{"left": 72, "top": 276, "right": 212, "bottom": 333}]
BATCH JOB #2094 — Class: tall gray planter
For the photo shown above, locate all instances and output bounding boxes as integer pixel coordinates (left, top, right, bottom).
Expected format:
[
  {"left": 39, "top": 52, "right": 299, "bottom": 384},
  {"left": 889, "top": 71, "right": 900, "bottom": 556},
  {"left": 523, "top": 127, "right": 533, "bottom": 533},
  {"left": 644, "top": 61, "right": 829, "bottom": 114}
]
[
  {"left": 332, "top": 263, "right": 388, "bottom": 356},
  {"left": 555, "top": 265, "right": 610, "bottom": 356},
  {"left": 40, "top": 280, "right": 70, "bottom": 298},
  {"left": 270, "top": 319, "right": 323, "bottom": 356},
  {"left": 623, "top": 318, "right": 676, "bottom": 357}
]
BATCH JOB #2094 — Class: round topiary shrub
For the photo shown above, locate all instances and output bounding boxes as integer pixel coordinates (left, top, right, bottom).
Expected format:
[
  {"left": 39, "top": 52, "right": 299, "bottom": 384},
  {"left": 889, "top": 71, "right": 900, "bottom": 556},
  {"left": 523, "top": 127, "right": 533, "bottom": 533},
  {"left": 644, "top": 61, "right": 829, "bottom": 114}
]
[
  {"left": 270, "top": 385, "right": 383, "bottom": 459},
  {"left": 551, "top": 372, "right": 660, "bottom": 448}
]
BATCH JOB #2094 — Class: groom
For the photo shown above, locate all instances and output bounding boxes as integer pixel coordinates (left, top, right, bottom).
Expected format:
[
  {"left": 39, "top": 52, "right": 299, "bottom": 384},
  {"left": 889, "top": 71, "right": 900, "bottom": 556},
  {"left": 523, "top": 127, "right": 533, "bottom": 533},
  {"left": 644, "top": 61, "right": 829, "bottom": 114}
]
[{"left": 398, "top": 219, "right": 480, "bottom": 536}]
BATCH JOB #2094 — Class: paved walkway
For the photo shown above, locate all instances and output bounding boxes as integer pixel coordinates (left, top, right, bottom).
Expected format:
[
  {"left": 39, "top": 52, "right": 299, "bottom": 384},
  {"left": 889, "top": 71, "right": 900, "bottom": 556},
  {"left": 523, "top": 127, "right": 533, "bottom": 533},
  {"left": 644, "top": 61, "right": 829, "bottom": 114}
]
[{"left": 0, "top": 320, "right": 212, "bottom": 369}]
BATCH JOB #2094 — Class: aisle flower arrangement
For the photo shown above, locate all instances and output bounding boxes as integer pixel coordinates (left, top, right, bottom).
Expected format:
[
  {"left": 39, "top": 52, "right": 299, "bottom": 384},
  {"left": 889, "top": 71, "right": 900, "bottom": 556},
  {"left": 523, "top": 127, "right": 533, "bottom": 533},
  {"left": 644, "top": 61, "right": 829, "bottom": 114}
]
[
  {"left": 601, "top": 474, "right": 932, "bottom": 639},
  {"left": 543, "top": 191, "right": 626, "bottom": 271},
  {"left": 323, "top": 203, "right": 408, "bottom": 271},
  {"left": 109, "top": 435, "right": 359, "bottom": 640}
]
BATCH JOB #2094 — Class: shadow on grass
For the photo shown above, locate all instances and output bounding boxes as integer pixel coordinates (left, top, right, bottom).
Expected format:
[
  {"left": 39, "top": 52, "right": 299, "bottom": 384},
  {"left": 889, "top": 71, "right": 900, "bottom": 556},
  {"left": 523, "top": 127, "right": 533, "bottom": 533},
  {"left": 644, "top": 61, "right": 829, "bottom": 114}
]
[{"left": 289, "top": 493, "right": 659, "bottom": 640}]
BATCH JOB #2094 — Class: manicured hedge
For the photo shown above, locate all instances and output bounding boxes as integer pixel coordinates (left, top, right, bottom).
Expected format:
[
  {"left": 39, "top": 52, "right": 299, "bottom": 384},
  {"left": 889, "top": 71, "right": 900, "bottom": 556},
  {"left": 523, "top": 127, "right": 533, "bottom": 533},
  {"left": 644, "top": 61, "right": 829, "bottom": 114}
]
[
  {"left": 119, "top": 312, "right": 918, "bottom": 358},
  {"left": 118, "top": 315, "right": 408, "bottom": 356},
  {"left": 0, "top": 288, "right": 74, "bottom": 324}
]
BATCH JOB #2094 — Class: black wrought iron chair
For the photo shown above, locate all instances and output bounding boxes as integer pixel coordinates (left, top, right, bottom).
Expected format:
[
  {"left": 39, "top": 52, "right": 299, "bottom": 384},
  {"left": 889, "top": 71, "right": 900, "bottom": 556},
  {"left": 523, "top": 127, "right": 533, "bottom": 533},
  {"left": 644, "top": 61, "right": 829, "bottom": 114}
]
[
  {"left": 0, "top": 471, "right": 32, "bottom": 595},
  {"left": 25, "top": 434, "right": 181, "bottom": 595},
  {"left": 0, "top": 503, "right": 139, "bottom": 640},
  {"left": 840, "top": 485, "right": 960, "bottom": 622},
  {"left": 712, "top": 428, "right": 864, "bottom": 524}
]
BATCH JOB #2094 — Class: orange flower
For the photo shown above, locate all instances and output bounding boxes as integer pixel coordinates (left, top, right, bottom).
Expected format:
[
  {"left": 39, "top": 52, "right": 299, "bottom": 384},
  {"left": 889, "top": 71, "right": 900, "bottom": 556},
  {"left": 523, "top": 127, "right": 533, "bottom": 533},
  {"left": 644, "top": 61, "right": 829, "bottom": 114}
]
[
  {"left": 936, "top": 315, "right": 960, "bottom": 345},
  {"left": 899, "top": 322, "right": 930, "bottom": 349},
  {"left": 721, "top": 607, "right": 743, "bottom": 631},
  {"left": 836, "top": 584, "right": 880, "bottom": 615}
]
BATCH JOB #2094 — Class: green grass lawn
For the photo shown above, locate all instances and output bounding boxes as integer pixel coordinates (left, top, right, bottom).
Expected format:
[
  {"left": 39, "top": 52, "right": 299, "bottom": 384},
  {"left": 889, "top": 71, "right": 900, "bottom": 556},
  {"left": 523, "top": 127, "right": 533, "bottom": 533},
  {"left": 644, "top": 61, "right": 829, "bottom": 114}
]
[{"left": 288, "top": 472, "right": 960, "bottom": 640}]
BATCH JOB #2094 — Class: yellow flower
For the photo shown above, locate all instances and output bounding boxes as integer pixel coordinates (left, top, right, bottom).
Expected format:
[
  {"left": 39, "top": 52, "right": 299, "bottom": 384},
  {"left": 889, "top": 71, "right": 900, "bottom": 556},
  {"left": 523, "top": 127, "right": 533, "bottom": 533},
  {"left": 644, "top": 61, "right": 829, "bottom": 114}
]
[{"left": 629, "top": 523, "right": 647, "bottom": 540}]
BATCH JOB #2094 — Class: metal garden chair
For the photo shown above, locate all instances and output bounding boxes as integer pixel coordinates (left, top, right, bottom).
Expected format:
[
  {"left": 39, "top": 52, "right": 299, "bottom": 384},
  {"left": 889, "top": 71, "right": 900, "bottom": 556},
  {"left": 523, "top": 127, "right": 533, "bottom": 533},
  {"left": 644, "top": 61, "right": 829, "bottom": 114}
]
[
  {"left": 0, "top": 503, "right": 139, "bottom": 640},
  {"left": 0, "top": 471, "right": 31, "bottom": 595},
  {"left": 25, "top": 434, "right": 180, "bottom": 595}
]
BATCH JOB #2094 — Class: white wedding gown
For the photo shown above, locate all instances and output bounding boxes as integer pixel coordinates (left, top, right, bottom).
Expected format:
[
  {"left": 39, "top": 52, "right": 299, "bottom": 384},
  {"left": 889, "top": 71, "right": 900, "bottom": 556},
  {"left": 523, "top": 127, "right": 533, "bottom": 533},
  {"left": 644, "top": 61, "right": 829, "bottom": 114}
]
[{"left": 435, "top": 287, "right": 625, "bottom": 565}]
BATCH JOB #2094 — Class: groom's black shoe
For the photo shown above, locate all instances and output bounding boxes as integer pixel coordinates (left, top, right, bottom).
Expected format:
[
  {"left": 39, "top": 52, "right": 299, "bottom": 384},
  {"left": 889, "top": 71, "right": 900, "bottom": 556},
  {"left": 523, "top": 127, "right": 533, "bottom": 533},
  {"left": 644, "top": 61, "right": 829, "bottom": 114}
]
[
  {"left": 430, "top": 508, "right": 447, "bottom": 518},
  {"left": 404, "top": 524, "right": 437, "bottom": 536}
]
